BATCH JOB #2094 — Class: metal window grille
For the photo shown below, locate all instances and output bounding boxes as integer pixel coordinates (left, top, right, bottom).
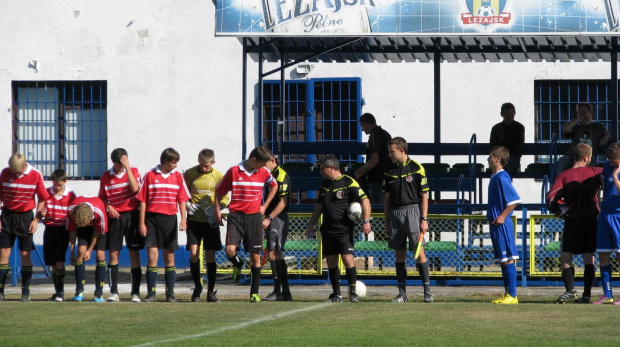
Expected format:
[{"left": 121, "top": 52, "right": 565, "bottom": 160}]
[
  {"left": 12, "top": 81, "right": 107, "bottom": 179},
  {"left": 534, "top": 80, "right": 613, "bottom": 162},
  {"left": 262, "top": 78, "right": 362, "bottom": 167}
]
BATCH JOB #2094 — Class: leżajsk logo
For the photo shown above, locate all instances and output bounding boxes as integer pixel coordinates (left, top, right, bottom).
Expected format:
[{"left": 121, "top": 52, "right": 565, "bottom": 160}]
[{"left": 461, "top": 0, "right": 511, "bottom": 32}]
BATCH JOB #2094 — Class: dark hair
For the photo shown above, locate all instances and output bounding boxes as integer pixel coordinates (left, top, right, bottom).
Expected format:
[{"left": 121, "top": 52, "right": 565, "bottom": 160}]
[
  {"left": 388, "top": 137, "right": 408, "bottom": 154},
  {"left": 160, "top": 148, "right": 180, "bottom": 164},
  {"left": 359, "top": 113, "right": 376, "bottom": 125},
  {"left": 50, "top": 169, "right": 67, "bottom": 182},
  {"left": 248, "top": 147, "right": 271, "bottom": 163},
  {"left": 606, "top": 142, "right": 620, "bottom": 160},
  {"left": 490, "top": 146, "right": 510, "bottom": 167},
  {"left": 577, "top": 102, "right": 593, "bottom": 113},
  {"left": 319, "top": 155, "right": 340, "bottom": 171},
  {"left": 111, "top": 148, "right": 128, "bottom": 164},
  {"left": 500, "top": 103, "right": 515, "bottom": 114}
]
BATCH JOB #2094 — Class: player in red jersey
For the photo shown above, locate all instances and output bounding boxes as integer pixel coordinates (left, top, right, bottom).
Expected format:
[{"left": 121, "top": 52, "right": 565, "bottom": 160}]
[
  {"left": 40, "top": 169, "right": 76, "bottom": 301},
  {"left": 214, "top": 147, "right": 278, "bottom": 303},
  {"left": 547, "top": 143, "right": 603, "bottom": 304},
  {"left": 137, "top": 148, "right": 190, "bottom": 302},
  {"left": 0, "top": 153, "right": 47, "bottom": 301},
  {"left": 99, "top": 148, "right": 143, "bottom": 302},
  {"left": 67, "top": 196, "right": 109, "bottom": 302}
]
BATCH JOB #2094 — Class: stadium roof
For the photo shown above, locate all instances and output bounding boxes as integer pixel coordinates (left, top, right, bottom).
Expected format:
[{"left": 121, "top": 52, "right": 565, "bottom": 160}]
[{"left": 242, "top": 35, "right": 620, "bottom": 64}]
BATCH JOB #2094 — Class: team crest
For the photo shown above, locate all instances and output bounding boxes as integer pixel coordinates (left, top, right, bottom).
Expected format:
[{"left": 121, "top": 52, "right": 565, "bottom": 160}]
[
  {"left": 406, "top": 175, "right": 413, "bottom": 183},
  {"left": 336, "top": 191, "right": 345, "bottom": 199},
  {"left": 461, "top": 0, "right": 511, "bottom": 31}
]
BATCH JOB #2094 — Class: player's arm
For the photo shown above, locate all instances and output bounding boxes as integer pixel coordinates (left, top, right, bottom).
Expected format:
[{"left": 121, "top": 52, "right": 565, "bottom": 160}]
[
  {"left": 213, "top": 191, "right": 225, "bottom": 225},
  {"left": 83, "top": 230, "right": 100, "bottom": 262},
  {"left": 306, "top": 203, "right": 323, "bottom": 239},
  {"left": 178, "top": 200, "right": 187, "bottom": 231},
  {"left": 492, "top": 204, "right": 517, "bottom": 226},
  {"left": 261, "top": 182, "right": 278, "bottom": 215},
  {"left": 121, "top": 155, "right": 140, "bottom": 193},
  {"left": 263, "top": 195, "right": 286, "bottom": 230},
  {"left": 420, "top": 191, "right": 429, "bottom": 234},
  {"left": 353, "top": 153, "right": 379, "bottom": 179},
  {"left": 613, "top": 166, "right": 620, "bottom": 194},
  {"left": 361, "top": 197, "right": 371, "bottom": 235},
  {"left": 139, "top": 201, "right": 147, "bottom": 237},
  {"left": 29, "top": 200, "right": 46, "bottom": 233},
  {"left": 561, "top": 117, "right": 580, "bottom": 134}
]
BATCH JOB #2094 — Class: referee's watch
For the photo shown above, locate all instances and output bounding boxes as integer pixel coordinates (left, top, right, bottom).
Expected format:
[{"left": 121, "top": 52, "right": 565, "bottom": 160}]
[
  {"left": 362, "top": 219, "right": 371, "bottom": 224},
  {"left": 421, "top": 217, "right": 429, "bottom": 221},
  {"left": 267, "top": 216, "right": 273, "bottom": 221}
]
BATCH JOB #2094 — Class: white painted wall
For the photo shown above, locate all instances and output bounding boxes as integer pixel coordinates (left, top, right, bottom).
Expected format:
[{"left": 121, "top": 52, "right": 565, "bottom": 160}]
[{"left": 0, "top": 1, "right": 615, "bottom": 215}]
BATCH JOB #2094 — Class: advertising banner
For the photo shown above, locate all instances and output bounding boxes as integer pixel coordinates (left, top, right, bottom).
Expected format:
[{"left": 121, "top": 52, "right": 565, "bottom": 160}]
[{"left": 215, "top": 0, "right": 620, "bottom": 36}]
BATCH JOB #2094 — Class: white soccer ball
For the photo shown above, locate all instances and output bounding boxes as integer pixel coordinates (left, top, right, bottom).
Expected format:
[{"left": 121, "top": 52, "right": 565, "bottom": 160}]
[
  {"left": 349, "top": 280, "right": 367, "bottom": 298},
  {"left": 347, "top": 202, "right": 362, "bottom": 222},
  {"left": 477, "top": 5, "right": 495, "bottom": 17}
]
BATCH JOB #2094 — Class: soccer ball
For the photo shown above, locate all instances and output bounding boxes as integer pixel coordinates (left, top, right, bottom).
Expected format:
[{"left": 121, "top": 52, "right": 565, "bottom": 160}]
[
  {"left": 347, "top": 202, "right": 362, "bottom": 222},
  {"left": 349, "top": 281, "right": 367, "bottom": 298},
  {"left": 476, "top": 6, "right": 496, "bottom": 17}
]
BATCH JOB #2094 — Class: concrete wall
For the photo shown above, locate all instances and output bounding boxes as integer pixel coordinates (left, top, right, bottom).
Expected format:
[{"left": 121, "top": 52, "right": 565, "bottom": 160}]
[{"left": 0, "top": 0, "right": 615, "bottom": 211}]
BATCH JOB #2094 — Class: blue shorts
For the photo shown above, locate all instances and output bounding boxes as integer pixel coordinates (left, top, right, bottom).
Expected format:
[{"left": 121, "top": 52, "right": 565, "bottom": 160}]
[
  {"left": 596, "top": 212, "right": 620, "bottom": 253},
  {"left": 489, "top": 217, "right": 519, "bottom": 263}
]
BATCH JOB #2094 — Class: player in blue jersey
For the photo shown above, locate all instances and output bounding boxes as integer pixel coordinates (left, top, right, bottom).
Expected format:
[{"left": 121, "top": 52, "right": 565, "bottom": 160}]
[
  {"left": 593, "top": 142, "right": 620, "bottom": 305},
  {"left": 487, "top": 146, "right": 521, "bottom": 304}
]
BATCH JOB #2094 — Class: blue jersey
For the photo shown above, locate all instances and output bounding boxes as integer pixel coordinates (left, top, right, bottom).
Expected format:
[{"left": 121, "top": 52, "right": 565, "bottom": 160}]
[
  {"left": 601, "top": 160, "right": 620, "bottom": 213},
  {"left": 487, "top": 170, "right": 521, "bottom": 221}
]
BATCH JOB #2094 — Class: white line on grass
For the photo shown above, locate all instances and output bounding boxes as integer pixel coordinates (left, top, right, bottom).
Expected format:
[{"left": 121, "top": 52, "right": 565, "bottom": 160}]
[{"left": 131, "top": 302, "right": 332, "bottom": 347}]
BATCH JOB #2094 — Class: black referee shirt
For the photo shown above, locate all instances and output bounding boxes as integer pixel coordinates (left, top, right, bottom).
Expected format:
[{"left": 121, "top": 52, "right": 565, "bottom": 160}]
[
  {"left": 383, "top": 158, "right": 429, "bottom": 207},
  {"left": 318, "top": 174, "right": 367, "bottom": 234}
]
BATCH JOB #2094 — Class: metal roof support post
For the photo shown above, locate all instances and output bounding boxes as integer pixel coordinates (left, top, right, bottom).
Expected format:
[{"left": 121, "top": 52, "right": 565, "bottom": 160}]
[
  {"left": 279, "top": 54, "right": 286, "bottom": 162},
  {"left": 258, "top": 38, "right": 265, "bottom": 149},
  {"left": 434, "top": 51, "right": 441, "bottom": 165},
  {"left": 242, "top": 38, "right": 248, "bottom": 159},
  {"left": 611, "top": 38, "right": 619, "bottom": 142}
]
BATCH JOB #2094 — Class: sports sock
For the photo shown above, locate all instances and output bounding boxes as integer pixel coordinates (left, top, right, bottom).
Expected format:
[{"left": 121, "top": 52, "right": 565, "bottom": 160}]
[
  {"left": 21, "top": 265, "right": 33, "bottom": 295},
  {"left": 57, "top": 268, "right": 66, "bottom": 296},
  {"left": 328, "top": 267, "right": 341, "bottom": 295},
  {"left": 505, "top": 262, "right": 517, "bottom": 298},
  {"left": 250, "top": 266, "right": 261, "bottom": 295},
  {"left": 270, "top": 260, "right": 281, "bottom": 294},
  {"left": 165, "top": 266, "right": 176, "bottom": 295},
  {"left": 417, "top": 261, "right": 431, "bottom": 294},
  {"left": 345, "top": 266, "right": 357, "bottom": 295},
  {"left": 561, "top": 267, "right": 574, "bottom": 292},
  {"left": 206, "top": 262, "right": 217, "bottom": 292},
  {"left": 583, "top": 264, "right": 595, "bottom": 298},
  {"left": 278, "top": 259, "right": 290, "bottom": 296},
  {"left": 131, "top": 267, "right": 142, "bottom": 295},
  {"left": 395, "top": 262, "right": 407, "bottom": 295},
  {"left": 108, "top": 264, "right": 119, "bottom": 294},
  {"left": 52, "top": 272, "right": 58, "bottom": 293},
  {"left": 190, "top": 260, "right": 202, "bottom": 289},
  {"left": 146, "top": 267, "right": 157, "bottom": 294},
  {"left": 500, "top": 264, "right": 509, "bottom": 294},
  {"left": 95, "top": 260, "right": 106, "bottom": 296},
  {"left": 0, "top": 264, "right": 9, "bottom": 293},
  {"left": 228, "top": 254, "right": 243, "bottom": 268},
  {"left": 601, "top": 264, "right": 613, "bottom": 298},
  {"left": 75, "top": 261, "right": 86, "bottom": 294}
]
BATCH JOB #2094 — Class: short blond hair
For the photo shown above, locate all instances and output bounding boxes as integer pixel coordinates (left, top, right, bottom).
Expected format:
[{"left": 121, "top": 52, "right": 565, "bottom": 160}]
[
  {"left": 198, "top": 149, "right": 215, "bottom": 162},
  {"left": 72, "top": 203, "right": 93, "bottom": 227},
  {"left": 573, "top": 143, "right": 592, "bottom": 161},
  {"left": 8, "top": 153, "right": 27, "bottom": 173}
]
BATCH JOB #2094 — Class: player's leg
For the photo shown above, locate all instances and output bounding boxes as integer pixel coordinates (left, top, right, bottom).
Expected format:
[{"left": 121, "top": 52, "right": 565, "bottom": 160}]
[
  {"left": 225, "top": 213, "right": 244, "bottom": 283},
  {"left": 126, "top": 210, "right": 143, "bottom": 302},
  {"left": 325, "top": 253, "right": 343, "bottom": 302},
  {"left": 52, "top": 227, "right": 69, "bottom": 301},
  {"left": 594, "top": 213, "right": 616, "bottom": 304},
  {"left": 94, "top": 234, "right": 107, "bottom": 302},
  {"left": 162, "top": 214, "right": 178, "bottom": 303},
  {"left": 74, "top": 241, "right": 89, "bottom": 301},
  {"left": 414, "top": 247, "right": 433, "bottom": 303},
  {"left": 264, "top": 218, "right": 282, "bottom": 301},
  {"left": 341, "top": 252, "right": 359, "bottom": 303},
  {"left": 577, "top": 252, "right": 595, "bottom": 303},
  {"left": 163, "top": 249, "right": 176, "bottom": 302},
  {"left": 249, "top": 251, "right": 262, "bottom": 303},
  {"left": 144, "top": 247, "right": 159, "bottom": 301},
  {"left": 43, "top": 227, "right": 57, "bottom": 300},
  {"left": 200, "top": 216, "right": 222, "bottom": 302},
  {"left": 556, "top": 252, "right": 577, "bottom": 303},
  {"left": 186, "top": 221, "right": 203, "bottom": 301},
  {"left": 276, "top": 215, "right": 291, "bottom": 300},
  {"left": 0, "top": 246, "right": 11, "bottom": 301},
  {"left": 392, "top": 249, "right": 408, "bottom": 303},
  {"left": 491, "top": 222, "right": 518, "bottom": 304},
  {"left": 388, "top": 208, "right": 409, "bottom": 302},
  {"left": 106, "top": 215, "right": 123, "bottom": 301}
]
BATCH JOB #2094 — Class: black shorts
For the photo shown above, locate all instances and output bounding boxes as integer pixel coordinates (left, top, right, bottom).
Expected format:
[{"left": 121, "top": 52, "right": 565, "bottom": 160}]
[
  {"left": 321, "top": 231, "right": 355, "bottom": 256},
  {"left": 144, "top": 213, "right": 178, "bottom": 251},
  {"left": 106, "top": 210, "right": 144, "bottom": 251},
  {"left": 186, "top": 220, "right": 223, "bottom": 251},
  {"left": 76, "top": 226, "right": 107, "bottom": 251},
  {"left": 226, "top": 212, "right": 263, "bottom": 253},
  {"left": 562, "top": 215, "right": 598, "bottom": 254},
  {"left": 0, "top": 208, "right": 35, "bottom": 251},
  {"left": 43, "top": 225, "right": 69, "bottom": 265},
  {"left": 265, "top": 214, "right": 289, "bottom": 252}
]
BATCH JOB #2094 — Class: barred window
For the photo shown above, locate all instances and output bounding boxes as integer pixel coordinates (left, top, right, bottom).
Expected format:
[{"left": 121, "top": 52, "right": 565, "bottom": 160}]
[{"left": 12, "top": 81, "right": 107, "bottom": 179}]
